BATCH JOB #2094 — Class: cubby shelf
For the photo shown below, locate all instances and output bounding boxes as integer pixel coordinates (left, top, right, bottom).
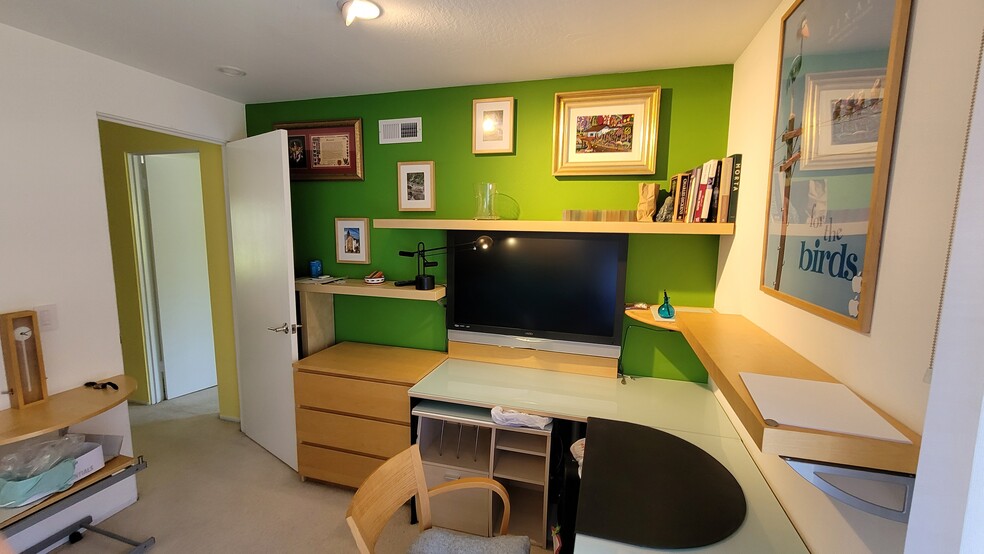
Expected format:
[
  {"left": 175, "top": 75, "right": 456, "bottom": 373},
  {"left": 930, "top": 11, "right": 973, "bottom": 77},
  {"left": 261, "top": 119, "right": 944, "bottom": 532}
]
[{"left": 373, "top": 218, "right": 734, "bottom": 235}]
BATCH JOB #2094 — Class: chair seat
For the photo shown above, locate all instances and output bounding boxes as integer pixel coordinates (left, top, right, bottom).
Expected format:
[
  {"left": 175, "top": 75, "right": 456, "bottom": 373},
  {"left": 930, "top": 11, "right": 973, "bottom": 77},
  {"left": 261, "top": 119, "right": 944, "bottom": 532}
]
[{"left": 408, "top": 528, "right": 530, "bottom": 554}]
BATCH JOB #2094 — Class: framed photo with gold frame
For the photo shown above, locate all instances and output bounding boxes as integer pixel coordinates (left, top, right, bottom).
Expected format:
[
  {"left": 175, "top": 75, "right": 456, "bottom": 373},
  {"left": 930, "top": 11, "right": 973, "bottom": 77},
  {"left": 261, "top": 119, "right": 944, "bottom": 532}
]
[
  {"left": 274, "top": 119, "right": 364, "bottom": 181},
  {"left": 1, "top": 310, "right": 49, "bottom": 408},
  {"left": 551, "top": 86, "right": 660, "bottom": 176},
  {"left": 397, "top": 161, "right": 436, "bottom": 212},
  {"left": 472, "top": 97, "right": 514, "bottom": 154},
  {"left": 761, "top": 0, "right": 912, "bottom": 333}
]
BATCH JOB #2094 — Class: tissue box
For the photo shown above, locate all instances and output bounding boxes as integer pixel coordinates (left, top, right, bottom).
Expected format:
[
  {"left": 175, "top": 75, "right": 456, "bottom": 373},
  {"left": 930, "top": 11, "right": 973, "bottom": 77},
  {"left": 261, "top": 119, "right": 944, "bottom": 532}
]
[{"left": 71, "top": 442, "right": 105, "bottom": 484}]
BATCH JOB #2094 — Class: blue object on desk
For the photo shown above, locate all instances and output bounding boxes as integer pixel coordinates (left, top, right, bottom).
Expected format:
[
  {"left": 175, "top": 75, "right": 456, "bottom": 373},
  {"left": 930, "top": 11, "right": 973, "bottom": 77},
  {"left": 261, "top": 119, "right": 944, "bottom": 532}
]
[
  {"left": 576, "top": 418, "right": 746, "bottom": 549},
  {"left": 309, "top": 259, "right": 322, "bottom": 278}
]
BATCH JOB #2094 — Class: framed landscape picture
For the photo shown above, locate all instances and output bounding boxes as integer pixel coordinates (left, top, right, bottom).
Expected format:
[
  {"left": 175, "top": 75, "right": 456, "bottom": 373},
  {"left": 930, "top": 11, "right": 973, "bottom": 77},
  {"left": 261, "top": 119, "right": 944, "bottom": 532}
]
[
  {"left": 551, "top": 86, "right": 660, "bottom": 176},
  {"left": 274, "top": 119, "right": 364, "bottom": 181},
  {"left": 397, "top": 161, "right": 435, "bottom": 211},
  {"left": 335, "top": 217, "right": 370, "bottom": 264},
  {"left": 472, "top": 97, "right": 514, "bottom": 154}
]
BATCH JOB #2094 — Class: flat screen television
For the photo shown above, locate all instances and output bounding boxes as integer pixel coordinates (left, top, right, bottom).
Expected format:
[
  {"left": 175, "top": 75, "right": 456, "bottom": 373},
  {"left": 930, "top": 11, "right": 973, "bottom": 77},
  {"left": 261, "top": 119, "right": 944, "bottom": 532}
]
[{"left": 447, "top": 231, "right": 628, "bottom": 355}]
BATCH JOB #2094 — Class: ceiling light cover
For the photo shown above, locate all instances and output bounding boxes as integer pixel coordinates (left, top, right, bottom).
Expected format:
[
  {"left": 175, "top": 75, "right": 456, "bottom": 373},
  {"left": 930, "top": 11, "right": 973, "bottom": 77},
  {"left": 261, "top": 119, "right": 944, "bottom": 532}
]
[
  {"left": 339, "top": 0, "right": 381, "bottom": 26},
  {"left": 217, "top": 65, "right": 247, "bottom": 77}
]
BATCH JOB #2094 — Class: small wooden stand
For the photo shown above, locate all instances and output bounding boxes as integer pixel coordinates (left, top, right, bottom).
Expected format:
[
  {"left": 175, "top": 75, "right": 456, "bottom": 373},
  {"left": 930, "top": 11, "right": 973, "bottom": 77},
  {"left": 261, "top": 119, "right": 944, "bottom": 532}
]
[{"left": 0, "top": 310, "right": 49, "bottom": 408}]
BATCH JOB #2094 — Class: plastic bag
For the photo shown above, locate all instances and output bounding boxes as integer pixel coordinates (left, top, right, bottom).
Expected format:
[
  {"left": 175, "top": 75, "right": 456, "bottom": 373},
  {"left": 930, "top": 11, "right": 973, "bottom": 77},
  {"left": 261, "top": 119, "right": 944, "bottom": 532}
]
[
  {"left": 490, "top": 406, "right": 552, "bottom": 430},
  {"left": 0, "top": 434, "right": 85, "bottom": 481}
]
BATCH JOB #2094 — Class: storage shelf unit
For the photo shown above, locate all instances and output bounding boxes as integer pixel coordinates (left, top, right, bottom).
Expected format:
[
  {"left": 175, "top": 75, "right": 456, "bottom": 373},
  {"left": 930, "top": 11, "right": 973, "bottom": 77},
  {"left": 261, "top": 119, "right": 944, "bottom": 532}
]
[
  {"left": 373, "top": 218, "right": 734, "bottom": 235},
  {"left": 412, "top": 400, "right": 552, "bottom": 547}
]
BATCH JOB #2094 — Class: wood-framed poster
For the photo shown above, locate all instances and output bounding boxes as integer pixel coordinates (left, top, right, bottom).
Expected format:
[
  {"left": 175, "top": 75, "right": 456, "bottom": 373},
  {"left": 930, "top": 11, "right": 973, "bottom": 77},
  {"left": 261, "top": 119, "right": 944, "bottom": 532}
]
[
  {"left": 551, "top": 86, "right": 660, "bottom": 176},
  {"left": 397, "top": 161, "right": 435, "bottom": 211},
  {"left": 473, "top": 97, "right": 514, "bottom": 154},
  {"left": 761, "top": 0, "right": 912, "bottom": 333},
  {"left": 274, "top": 119, "right": 364, "bottom": 181},
  {"left": 335, "top": 217, "right": 370, "bottom": 264}
]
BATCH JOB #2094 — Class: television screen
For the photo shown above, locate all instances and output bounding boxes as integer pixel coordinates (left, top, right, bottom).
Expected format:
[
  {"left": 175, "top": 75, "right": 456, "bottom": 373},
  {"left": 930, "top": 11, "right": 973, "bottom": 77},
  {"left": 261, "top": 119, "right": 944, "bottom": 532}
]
[{"left": 447, "top": 231, "right": 628, "bottom": 346}]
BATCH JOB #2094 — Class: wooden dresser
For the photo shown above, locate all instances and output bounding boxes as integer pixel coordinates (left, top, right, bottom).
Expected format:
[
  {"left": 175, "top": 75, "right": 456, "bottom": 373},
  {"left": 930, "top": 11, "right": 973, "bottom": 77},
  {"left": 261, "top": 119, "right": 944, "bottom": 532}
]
[{"left": 292, "top": 341, "right": 447, "bottom": 487}]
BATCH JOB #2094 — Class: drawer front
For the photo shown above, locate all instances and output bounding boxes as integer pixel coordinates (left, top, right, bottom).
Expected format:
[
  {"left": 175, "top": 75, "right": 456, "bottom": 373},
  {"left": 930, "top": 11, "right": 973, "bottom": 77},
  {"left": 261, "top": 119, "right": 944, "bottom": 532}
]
[
  {"left": 422, "top": 463, "right": 490, "bottom": 537},
  {"left": 295, "top": 371, "right": 410, "bottom": 423},
  {"left": 298, "top": 444, "right": 383, "bottom": 488},
  {"left": 297, "top": 408, "right": 409, "bottom": 458}
]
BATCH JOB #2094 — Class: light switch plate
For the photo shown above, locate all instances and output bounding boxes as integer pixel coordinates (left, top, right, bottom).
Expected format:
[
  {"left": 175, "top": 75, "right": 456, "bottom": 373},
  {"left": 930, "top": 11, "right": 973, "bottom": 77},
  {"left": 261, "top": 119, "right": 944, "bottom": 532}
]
[{"left": 35, "top": 304, "right": 58, "bottom": 331}]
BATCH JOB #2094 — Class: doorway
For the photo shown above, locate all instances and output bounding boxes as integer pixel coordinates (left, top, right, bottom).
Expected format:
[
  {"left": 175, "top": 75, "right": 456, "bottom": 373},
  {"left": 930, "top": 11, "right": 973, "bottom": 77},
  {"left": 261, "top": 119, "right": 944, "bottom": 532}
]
[{"left": 128, "top": 153, "right": 218, "bottom": 401}]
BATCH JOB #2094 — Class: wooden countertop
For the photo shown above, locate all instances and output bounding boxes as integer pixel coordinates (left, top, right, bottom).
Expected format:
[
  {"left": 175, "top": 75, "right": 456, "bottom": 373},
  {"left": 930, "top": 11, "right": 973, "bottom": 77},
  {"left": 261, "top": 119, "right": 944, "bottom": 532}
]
[
  {"left": 0, "top": 374, "right": 136, "bottom": 446},
  {"left": 292, "top": 341, "right": 448, "bottom": 386},
  {"left": 676, "top": 312, "right": 920, "bottom": 474}
]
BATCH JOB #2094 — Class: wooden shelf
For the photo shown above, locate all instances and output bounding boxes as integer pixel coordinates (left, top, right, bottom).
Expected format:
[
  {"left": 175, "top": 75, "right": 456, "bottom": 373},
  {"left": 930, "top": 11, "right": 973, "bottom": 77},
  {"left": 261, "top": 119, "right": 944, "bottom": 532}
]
[
  {"left": 0, "top": 375, "right": 136, "bottom": 446},
  {"left": 493, "top": 451, "right": 545, "bottom": 485},
  {"left": 495, "top": 431, "right": 548, "bottom": 457},
  {"left": 676, "top": 312, "right": 920, "bottom": 474},
  {"left": 373, "top": 218, "right": 734, "bottom": 235},
  {"left": 295, "top": 279, "right": 445, "bottom": 301},
  {"left": 624, "top": 306, "right": 716, "bottom": 331},
  {"left": 0, "top": 455, "right": 135, "bottom": 529}
]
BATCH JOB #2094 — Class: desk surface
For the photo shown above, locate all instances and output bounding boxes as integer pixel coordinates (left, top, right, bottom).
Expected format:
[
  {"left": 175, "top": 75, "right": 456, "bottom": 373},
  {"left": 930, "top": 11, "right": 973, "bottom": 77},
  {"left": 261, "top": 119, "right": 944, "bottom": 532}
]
[{"left": 410, "top": 361, "right": 807, "bottom": 553}]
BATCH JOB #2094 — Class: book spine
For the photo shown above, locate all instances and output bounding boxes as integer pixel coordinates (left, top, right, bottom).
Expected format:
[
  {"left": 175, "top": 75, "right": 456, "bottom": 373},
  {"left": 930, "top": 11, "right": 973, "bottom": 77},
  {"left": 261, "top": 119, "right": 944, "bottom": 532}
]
[
  {"left": 694, "top": 160, "right": 714, "bottom": 223},
  {"left": 686, "top": 166, "right": 702, "bottom": 222},
  {"left": 727, "top": 154, "right": 742, "bottom": 223},
  {"left": 704, "top": 160, "right": 722, "bottom": 223},
  {"left": 675, "top": 173, "right": 691, "bottom": 222},
  {"left": 669, "top": 174, "right": 681, "bottom": 222},
  {"left": 717, "top": 156, "right": 735, "bottom": 223}
]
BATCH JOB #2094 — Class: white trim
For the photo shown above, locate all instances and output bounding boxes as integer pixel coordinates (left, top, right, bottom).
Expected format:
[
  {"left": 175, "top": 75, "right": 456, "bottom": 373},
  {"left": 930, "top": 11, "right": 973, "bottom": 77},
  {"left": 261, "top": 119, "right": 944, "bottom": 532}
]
[{"left": 97, "top": 112, "right": 228, "bottom": 145}]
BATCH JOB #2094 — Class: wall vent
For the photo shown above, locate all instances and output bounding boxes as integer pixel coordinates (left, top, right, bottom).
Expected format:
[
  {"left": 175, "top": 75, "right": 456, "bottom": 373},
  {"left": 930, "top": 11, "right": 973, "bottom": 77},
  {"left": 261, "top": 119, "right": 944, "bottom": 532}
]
[{"left": 379, "top": 117, "right": 422, "bottom": 144}]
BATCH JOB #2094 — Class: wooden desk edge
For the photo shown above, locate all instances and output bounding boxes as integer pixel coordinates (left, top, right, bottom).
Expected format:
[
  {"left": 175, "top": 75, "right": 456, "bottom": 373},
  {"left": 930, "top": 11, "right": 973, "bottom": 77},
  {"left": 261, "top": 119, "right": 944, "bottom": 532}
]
[
  {"left": 676, "top": 312, "right": 920, "bottom": 474},
  {"left": 0, "top": 375, "right": 137, "bottom": 446}
]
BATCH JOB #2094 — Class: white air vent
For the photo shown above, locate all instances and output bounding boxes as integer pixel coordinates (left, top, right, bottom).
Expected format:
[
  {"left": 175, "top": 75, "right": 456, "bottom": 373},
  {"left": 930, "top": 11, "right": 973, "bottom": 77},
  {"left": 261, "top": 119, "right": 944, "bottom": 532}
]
[{"left": 379, "top": 117, "right": 422, "bottom": 144}]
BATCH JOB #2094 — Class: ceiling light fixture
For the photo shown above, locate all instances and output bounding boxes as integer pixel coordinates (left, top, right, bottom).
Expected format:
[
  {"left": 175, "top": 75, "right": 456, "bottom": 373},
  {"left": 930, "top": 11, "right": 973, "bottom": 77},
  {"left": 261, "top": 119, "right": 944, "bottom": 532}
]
[
  {"left": 217, "top": 65, "right": 247, "bottom": 77},
  {"left": 337, "top": 0, "right": 381, "bottom": 26}
]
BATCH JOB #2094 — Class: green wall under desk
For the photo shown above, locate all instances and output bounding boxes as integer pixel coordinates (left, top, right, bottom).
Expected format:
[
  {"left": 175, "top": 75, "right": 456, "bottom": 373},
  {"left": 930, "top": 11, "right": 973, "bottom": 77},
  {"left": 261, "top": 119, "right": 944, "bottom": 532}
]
[{"left": 247, "top": 65, "right": 732, "bottom": 382}]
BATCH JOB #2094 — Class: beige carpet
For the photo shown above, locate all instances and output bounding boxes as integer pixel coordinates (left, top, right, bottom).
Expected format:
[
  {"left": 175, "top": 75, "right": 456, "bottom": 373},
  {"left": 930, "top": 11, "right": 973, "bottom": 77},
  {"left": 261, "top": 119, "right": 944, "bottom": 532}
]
[{"left": 54, "top": 388, "right": 548, "bottom": 553}]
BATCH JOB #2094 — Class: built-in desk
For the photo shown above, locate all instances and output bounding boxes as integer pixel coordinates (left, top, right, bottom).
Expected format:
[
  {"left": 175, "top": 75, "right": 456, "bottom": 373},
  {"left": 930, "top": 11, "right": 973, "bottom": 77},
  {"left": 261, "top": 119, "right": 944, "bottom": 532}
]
[{"left": 409, "top": 360, "right": 807, "bottom": 552}]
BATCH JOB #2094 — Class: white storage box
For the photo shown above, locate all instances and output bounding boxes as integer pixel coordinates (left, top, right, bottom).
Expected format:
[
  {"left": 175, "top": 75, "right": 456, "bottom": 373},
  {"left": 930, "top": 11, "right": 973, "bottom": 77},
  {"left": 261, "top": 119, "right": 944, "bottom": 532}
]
[{"left": 71, "top": 442, "right": 105, "bottom": 483}]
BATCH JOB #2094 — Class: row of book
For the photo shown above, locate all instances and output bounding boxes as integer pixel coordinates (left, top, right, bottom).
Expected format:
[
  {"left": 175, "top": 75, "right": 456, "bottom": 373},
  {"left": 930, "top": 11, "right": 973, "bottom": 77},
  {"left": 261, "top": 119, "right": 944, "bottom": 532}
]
[{"left": 670, "top": 154, "right": 742, "bottom": 224}]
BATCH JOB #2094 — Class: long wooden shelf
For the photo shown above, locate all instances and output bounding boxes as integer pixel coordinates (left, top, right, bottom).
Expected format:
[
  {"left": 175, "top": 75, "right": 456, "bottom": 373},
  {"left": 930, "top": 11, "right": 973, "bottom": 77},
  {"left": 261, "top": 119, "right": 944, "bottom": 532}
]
[
  {"left": 295, "top": 279, "right": 445, "bottom": 301},
  {"left": 676, "top": 312, "right": 920, "bottom": 474},
  {"left": 373, "top": 218, "right": 734, "bottom": 235},
  {"left": 624, "top": 306, "right": 716, "bottom": 331},
  {"left": 0, "top": 374, "right": 136, "bottom": 446}
]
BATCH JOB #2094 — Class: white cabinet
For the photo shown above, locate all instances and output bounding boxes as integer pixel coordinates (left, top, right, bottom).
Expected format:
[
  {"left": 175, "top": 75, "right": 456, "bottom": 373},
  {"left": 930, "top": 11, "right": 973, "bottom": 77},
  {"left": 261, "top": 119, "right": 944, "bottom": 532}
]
[{"left": 412, "top": 401, "right": 551, "bottom": 547}]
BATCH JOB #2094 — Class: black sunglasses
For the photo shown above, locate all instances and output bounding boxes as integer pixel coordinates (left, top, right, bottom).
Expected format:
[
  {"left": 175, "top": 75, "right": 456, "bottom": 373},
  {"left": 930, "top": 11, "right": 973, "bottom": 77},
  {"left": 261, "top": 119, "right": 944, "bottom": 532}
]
[{"left": 84, "top": 381, "right": 119, "bottom": 391}]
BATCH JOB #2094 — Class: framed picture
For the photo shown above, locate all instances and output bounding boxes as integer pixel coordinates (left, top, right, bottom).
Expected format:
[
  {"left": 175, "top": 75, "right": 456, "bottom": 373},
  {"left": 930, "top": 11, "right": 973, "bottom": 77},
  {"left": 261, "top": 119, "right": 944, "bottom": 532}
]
[
  {"left": 761, "top": 0, "right": 912, "bottom": 333},
  {"left": 274, "top": 119, "right": 364, "bottom": 181},
  {"left": 335, "top": 217, "right": 370, "bottom": 264},
  {"left": 473, "top": 97, "right": 514, "bottom": 154},
  {"left": 801, "top": 69, "right": 885, "bottom": 170},
  {"left": 551, "top": 86, "right": 660, "bottom": 176},
  {"left": 397, "top": 161, "right": 436, "bottom": 211}
]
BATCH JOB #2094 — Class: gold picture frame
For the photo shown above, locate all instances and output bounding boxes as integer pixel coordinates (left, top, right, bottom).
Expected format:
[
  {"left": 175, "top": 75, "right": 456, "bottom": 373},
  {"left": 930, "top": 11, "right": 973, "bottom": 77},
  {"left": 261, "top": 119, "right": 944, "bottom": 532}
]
[
  {"left": 551, "top": 86, "right": 660, "bottom": 176},
  {"left": 473, "top": 97, "right": 514, "bottom": 154},
  {"left": 760, "top": 0, "right": 912, "bottom": 333},
  {"left": 274, "top": 118, "right": 364, "bottom": 181}
]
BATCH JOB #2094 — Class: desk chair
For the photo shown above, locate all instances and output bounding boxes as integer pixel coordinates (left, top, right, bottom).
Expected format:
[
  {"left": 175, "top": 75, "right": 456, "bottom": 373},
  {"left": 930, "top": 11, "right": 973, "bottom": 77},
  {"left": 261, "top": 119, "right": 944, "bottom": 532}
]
[{"left": 345, "top": 444, "right": 530, "bottom": 554}]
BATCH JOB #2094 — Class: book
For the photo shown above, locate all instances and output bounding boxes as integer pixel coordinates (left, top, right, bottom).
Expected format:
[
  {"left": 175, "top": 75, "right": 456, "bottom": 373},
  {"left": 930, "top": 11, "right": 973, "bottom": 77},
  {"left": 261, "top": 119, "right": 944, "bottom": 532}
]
[
  {"left": 674, "top": 172, "right": 691, "bottom": 222},
  {"left": 694, "top": 159, "right": 717, "bottom": 223},
  {"left": 685, "top": 165, "right": 702, "bottom": 222},
  {"left": 717, "top": 156, "right": 735, "bottom": 223},
  {"left": 726, "top": 154, "right": 742, "bottom": 223},
  {"left": 705, "top": 160, "right": 722, "bottom": 223}
]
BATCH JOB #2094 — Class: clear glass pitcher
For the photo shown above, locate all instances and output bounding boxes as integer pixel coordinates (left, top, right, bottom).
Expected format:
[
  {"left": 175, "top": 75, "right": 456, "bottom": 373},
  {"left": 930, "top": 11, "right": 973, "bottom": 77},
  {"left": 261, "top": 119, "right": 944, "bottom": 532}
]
[{"left": 474, "top": 182, "right": 500, "bottom": 220}]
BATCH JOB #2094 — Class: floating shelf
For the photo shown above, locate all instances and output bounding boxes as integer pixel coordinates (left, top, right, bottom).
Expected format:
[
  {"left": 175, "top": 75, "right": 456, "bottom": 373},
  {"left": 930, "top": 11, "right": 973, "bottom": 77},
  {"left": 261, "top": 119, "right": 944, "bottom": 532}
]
[
  {"left": 624, "top": 306, "right": 716, "bottom": 332},
  {"left": 676, "top": 312, "right": 920, "bottom": 474},
  {"left": 373, "top": 218, "right": 734, "bottom": 235},
  {"left": 295, "top": 279, "right": 445, "bottom": 301}
]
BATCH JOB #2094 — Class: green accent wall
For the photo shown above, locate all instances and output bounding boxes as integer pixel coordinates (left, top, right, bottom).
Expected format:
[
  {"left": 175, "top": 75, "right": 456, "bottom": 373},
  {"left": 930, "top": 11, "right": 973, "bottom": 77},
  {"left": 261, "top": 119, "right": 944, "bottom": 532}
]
[
  {"left": 247, "top": 65, "right": 733, "bottom": 381},
  {"left": 97, "top": 121, "right": 241, "bottom": 417}
]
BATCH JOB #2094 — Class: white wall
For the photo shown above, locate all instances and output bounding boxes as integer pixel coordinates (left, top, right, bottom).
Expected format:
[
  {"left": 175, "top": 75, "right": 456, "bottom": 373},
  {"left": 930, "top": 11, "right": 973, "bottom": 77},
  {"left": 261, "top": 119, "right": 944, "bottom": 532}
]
[
  {"left": 905, "top": 33, "right": 984, "bottom": 553},
  {"left": 0, "top": 22, "right": 243, "bottom": 546},
  {"left": 717, "top": 0, "right": 984, "bottom": 551}
]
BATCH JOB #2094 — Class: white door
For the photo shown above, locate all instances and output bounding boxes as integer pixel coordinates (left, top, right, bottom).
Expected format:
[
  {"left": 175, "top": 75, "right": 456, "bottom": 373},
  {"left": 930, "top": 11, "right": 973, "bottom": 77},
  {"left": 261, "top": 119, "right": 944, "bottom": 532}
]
[{"left": 227, "top": 129, "right": 298, "bottom": 470}]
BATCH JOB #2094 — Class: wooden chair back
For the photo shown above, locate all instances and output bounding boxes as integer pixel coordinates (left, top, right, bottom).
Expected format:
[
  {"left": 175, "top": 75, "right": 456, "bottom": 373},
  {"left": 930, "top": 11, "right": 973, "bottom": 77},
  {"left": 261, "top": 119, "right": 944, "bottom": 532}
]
[{"left": 345, "top": 444, "right": 432, "bottom": 553}]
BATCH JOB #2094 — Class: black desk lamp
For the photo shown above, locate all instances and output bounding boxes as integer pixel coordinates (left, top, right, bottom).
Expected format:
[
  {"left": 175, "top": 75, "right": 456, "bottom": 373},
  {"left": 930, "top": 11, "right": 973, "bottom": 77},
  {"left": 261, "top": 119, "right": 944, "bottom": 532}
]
[{"left": 399, "top": 235, "right": 493, "bottom": 290}]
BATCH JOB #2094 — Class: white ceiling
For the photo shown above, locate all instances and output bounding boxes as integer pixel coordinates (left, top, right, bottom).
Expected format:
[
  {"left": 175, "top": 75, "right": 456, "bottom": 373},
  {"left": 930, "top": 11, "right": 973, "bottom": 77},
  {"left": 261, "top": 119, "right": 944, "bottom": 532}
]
[{"left": 0, "top": 0, "right": 781, "bottom": 104}]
